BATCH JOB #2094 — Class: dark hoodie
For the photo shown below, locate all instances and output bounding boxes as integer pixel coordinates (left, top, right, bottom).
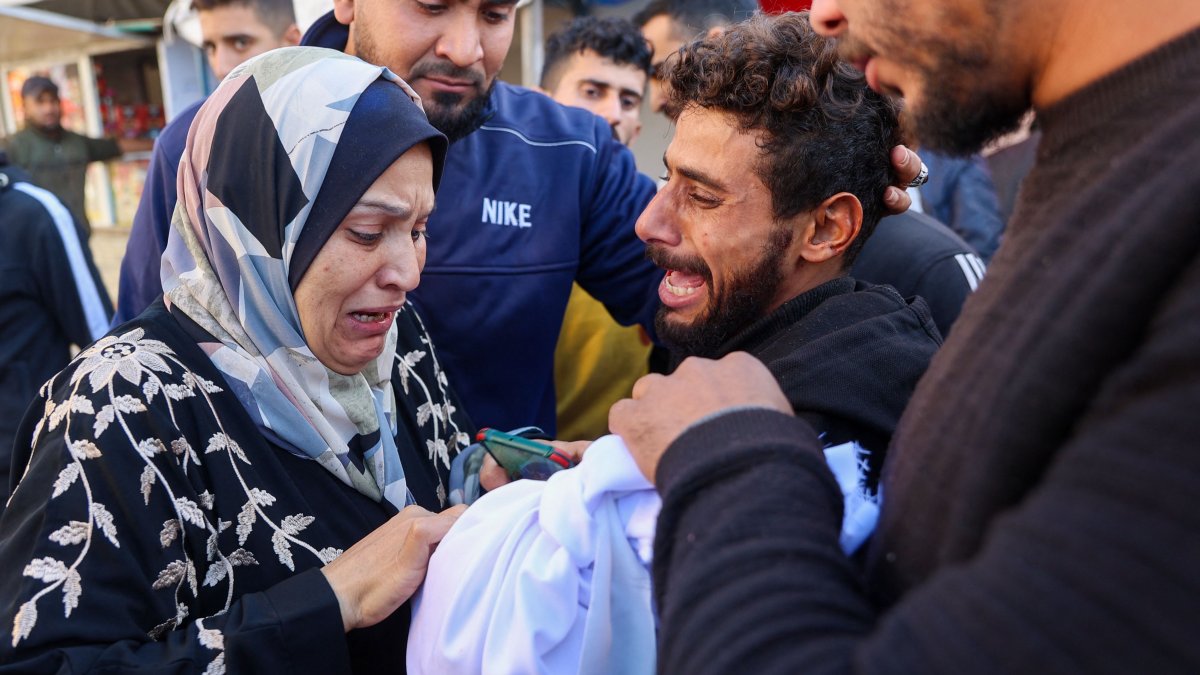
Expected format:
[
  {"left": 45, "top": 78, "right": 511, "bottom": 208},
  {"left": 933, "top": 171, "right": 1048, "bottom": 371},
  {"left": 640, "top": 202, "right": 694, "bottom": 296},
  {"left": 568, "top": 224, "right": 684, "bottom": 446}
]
[
  {"left": 714, "top": 276, "right": 941, "bottom": 490},
  {"left": 0, "top": 155, "right": 111, "bottom": 506}
]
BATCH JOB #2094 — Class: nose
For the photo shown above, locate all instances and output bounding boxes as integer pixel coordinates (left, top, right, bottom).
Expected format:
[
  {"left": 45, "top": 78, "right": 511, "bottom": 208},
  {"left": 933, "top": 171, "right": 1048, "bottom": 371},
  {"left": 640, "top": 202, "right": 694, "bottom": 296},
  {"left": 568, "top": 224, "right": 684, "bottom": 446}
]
[
  {"left": 434, "top": 13, "right": 484, "bottom": 68},
  {"left": 599, "top": 94, "right": 623, "bottom": 128},
  {"left": 634, "top": 189, "right": 681, "bottom": 247},
  {"left": 212, "top": 48, "right": 238, "bottom": 81},
  {"left": 377, "top": 237, "right": 422, "bottom": 293},
  {"left": 809, "top": 0, "right": 849, "bottom": 37}
]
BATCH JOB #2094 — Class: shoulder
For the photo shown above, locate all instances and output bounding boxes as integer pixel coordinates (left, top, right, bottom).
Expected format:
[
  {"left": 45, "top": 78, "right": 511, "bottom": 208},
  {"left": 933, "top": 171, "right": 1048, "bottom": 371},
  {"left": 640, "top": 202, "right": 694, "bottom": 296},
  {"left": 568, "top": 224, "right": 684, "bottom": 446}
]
[
  {"left": 1, "top": 180, "right": 70, "bottom": 238},
  {"left": 476, "top": 82, "right": 613, "bottom": 152},
  {"left": 5, "top": 129, "right": 35, "bottom": 153},
  {"left": 156, "top": 100, "right": 204, "bottom": 160},
  {"left": 812, "top": 282, "right": 942, "bottom": 349},
  {"left": 855, "top": 212, "right": 982, "bottom": 283},
  {"left": 871, "top": 211, "right": 975, "bottom": 257},
  {"left": 10, "top": 308, "right": 221, "bottom": 488}
]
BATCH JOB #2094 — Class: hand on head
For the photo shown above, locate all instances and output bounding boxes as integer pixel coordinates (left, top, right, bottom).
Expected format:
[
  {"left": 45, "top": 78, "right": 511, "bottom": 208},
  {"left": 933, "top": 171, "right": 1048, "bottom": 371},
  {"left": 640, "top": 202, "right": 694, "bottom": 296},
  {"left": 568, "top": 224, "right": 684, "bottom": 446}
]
[
  {"left": 885, "top": 145, "right": 924, "bottom": 214},
  {"left": 321, "top": 504, "right": 467, "bottom": 632},
  {"left": 609, "top": 352, "right": 792, "bottom": 483}
]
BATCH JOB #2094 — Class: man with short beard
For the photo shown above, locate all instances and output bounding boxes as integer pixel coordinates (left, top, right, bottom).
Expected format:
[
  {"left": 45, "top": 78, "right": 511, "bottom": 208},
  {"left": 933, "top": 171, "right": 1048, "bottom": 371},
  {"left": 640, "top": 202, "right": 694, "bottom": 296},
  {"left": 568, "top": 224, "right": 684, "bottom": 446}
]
[
  {"left": 637, "top": 0, "right": 987, "bottom": 338},
  {"left": 611, "top": 0, "right": 1200, "bottom": 671},
  {"left": 298, "top": 0, "right": 662, "bottom": 439},
  {"left": 114, "top": 0, "right": 303, "bottom": 324},
  {"left": 637, "top": 13, "right": 940, "bottom": 549}
]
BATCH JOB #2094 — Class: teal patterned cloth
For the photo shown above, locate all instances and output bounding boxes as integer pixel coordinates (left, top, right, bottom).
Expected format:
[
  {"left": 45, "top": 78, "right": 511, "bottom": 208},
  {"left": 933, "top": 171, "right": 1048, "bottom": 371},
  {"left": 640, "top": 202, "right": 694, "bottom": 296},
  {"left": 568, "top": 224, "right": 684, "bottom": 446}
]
[{"left": 160, "top": 47, "right": 450, "bottom": 509}]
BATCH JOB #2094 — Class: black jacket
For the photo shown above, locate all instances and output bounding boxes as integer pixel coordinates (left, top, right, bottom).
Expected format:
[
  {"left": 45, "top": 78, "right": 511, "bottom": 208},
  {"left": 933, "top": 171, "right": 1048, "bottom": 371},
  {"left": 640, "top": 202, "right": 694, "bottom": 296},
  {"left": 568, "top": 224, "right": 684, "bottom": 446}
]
[
  {"left": 0, "top": 160, "right": 111, "bottom": 498},
  {"left": 718, "top": 277, "right": 941, "bottom": 486}
]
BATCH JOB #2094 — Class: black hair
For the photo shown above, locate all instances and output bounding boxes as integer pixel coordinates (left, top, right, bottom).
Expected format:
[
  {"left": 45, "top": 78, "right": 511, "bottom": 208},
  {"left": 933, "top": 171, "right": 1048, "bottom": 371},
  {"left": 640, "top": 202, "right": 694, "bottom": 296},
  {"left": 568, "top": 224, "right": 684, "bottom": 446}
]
[
  {"left": 190, "top": 0, "right": 296, "bottom": 36},
  {"left": 541, "top": 16, "right": 653, "bottom": 90},
  {"left": 666, "top": 12, "right": 901, "bottom": 266}
]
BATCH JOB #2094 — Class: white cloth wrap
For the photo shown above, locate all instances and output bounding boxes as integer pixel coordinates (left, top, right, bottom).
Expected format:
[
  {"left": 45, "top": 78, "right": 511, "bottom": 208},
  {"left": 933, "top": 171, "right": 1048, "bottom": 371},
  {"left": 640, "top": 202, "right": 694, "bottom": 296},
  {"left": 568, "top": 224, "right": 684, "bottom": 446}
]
[{"left": 407, "top": 434, "right": 660, "bottom": 675}]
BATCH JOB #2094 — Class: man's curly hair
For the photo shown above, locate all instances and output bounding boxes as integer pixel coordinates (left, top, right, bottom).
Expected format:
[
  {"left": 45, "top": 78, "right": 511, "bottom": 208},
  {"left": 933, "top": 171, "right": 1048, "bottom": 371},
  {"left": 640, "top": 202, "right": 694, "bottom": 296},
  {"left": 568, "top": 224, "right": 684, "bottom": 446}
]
[{"left": 664, "top": 12, "right": 901, "bottom": 264}]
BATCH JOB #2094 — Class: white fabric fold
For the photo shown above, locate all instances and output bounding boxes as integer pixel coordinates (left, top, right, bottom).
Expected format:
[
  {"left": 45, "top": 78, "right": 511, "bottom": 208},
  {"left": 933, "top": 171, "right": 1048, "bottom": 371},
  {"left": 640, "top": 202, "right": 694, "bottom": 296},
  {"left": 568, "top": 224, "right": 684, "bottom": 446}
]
[{"left": 408, "top": 435, "right": 660, "bottom": 675}]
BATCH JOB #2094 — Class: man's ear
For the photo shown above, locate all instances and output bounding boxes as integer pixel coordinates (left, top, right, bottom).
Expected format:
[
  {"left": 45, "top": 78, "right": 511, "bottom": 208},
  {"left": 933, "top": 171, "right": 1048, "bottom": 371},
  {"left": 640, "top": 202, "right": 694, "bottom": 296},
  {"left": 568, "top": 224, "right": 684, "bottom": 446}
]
[
  {"left": 800, "top": 192, "right": 863, "bottom": 264},
  {"left": 282, "top": 23, "right": 302, "bottom": 46},
  {"left": 706, "top": 25, "right": 726, "bottom": 38},
  {"left": 332, "top": 0, "right": 355, "bottom": 28}
]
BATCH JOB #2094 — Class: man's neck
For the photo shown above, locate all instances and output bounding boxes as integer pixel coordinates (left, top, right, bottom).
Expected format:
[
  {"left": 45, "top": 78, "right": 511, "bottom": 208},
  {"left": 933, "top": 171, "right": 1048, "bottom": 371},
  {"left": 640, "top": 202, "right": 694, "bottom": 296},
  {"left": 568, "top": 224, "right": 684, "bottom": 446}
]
[
  {"left": 1031, "top": 0, "right": 1200, "bottom": 109},
  {"left": 27, "top": 123, "right": 63, "bottom": 140}
]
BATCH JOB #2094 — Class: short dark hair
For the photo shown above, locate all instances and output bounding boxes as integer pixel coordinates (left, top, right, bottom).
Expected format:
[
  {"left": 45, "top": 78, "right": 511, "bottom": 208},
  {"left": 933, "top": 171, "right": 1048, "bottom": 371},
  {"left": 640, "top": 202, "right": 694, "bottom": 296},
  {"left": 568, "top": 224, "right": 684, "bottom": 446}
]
[
  {"left": 540, "top": 16, "right": 652, "bottom": 90},
  {"left": 664, "top": 12, "right": 900, "bottom": 265},
  {"left": 190, "top": 0, "right": 296, "bottom": 36}
]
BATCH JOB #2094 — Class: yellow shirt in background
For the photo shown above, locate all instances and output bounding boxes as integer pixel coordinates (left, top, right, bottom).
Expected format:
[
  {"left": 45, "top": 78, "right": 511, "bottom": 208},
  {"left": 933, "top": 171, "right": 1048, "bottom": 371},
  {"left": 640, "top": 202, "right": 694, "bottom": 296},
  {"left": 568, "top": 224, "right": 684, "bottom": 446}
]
[{"left": 554, "top": 283, "right": 651, "bottom": 441}]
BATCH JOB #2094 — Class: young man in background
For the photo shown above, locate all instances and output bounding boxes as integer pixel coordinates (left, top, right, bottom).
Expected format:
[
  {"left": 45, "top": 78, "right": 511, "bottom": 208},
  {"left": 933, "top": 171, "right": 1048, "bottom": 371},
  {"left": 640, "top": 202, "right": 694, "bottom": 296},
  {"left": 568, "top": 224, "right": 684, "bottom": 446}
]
[
  {"left": 113, "top": 0, "right": 300, "bottom": 324},
  {"left": 539, "top": 16, "right": 654, "bottom": 440}
]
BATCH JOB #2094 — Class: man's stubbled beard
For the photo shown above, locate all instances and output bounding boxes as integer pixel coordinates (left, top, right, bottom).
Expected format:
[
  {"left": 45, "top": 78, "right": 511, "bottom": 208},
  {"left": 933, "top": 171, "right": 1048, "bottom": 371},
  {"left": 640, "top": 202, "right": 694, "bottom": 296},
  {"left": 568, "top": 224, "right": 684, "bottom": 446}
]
[
  {"left": 353, "top": 30, "right": 497, "bottom": 142},
  {"left": 650, "top": 223, "right": 794, "bottom": 359}
]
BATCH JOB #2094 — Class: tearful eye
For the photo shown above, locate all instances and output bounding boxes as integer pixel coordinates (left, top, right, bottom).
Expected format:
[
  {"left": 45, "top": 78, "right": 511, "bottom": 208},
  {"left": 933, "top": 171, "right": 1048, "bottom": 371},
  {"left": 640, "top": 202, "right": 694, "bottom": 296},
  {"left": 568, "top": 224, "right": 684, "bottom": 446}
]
[
  {"left": 350, "top": 229, "right": 382, "bottom": 244},
  {"left": 689, "top": 192, "right": 721, "bottom": 207}
]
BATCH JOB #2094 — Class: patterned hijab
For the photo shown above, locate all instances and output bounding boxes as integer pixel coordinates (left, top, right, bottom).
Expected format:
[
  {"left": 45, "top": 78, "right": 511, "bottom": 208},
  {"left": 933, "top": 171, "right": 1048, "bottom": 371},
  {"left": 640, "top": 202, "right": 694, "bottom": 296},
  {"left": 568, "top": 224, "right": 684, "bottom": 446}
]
[{"left": 160, "top": 47, "right": 448, "bottom": 509}]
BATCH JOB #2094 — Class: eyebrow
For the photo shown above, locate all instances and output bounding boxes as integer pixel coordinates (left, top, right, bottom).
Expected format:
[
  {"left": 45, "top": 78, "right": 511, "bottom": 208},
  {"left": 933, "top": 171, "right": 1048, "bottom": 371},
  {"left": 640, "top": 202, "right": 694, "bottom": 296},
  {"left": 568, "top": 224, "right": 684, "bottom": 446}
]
[
  {"left": 662, "top": 153, "right": 729, "bottom": 192},
  {"left": 579, "top": 79, "right": 644, "bottom": 99},
  {"left": 349, "top": 198, "right": 433, "bottom": 221}
]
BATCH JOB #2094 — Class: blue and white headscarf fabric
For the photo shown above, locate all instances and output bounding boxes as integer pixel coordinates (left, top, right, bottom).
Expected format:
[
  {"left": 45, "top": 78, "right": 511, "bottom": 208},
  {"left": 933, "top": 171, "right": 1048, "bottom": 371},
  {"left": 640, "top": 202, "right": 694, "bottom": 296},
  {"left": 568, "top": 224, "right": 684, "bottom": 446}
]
[{"left": 161, "top": 47, "right": 448, "bottom": 509}]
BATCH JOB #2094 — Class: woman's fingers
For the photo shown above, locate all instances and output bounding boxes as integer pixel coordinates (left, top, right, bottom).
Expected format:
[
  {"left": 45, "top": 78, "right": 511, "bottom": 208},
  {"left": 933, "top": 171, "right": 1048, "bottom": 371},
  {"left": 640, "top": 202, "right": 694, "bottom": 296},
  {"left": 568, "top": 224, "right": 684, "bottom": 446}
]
[
  {"left": 322, "top": 504, "right": 466, "bottom": 632},
  {"left": 479, "top": 453, "right": 511, "bottom": 492},
  {"left": 548, "top": 439, "right": 591, "bottom": 463}
]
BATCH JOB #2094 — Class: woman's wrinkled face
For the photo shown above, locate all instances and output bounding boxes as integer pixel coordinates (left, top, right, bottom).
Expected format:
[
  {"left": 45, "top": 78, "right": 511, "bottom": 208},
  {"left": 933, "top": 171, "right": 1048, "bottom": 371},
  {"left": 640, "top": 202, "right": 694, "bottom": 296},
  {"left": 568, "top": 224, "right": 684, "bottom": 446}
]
[{"left": 294, "top": 143, "right": 434, "bottom": 375}]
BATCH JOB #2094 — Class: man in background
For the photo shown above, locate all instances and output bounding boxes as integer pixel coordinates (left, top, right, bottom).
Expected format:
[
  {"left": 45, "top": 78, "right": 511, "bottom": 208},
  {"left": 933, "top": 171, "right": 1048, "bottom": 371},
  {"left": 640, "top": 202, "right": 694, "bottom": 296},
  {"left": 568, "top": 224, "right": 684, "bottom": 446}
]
[
  {"left": 636, "top": 0, "right": 757, "bottom": 116},
  {"left": 113, "top": 0, "right": 300, "bottom": 324},
  {"left": 539, "top": 16, "right": 654, "bottom": 440},
  {"left": 0, "top": 151, "right": 111, "bottom": 510},
  {"left": 4, "top": 77, "right": 150, "bottom": 236}
]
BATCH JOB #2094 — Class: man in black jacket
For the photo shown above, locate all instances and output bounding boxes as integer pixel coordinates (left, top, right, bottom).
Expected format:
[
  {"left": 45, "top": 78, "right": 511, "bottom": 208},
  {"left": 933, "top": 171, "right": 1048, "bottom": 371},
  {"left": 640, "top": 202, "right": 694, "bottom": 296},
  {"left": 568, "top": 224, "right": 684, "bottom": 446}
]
[
  {"left": 0, "top": 151, "right": 111, "bottom": 507},
  {"left": 636, "top": 13, "right": 940, "bottom": 552}
]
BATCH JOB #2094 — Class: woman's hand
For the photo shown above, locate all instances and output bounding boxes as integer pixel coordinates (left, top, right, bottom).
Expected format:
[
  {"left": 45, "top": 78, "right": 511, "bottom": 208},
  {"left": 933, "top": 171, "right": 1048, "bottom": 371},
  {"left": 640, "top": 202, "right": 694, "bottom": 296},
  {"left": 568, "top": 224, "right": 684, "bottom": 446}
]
[
  {"left": 321, "top": 504, "right": 466, "bottom": 632},
  {"left": 478, "top": 440, "right": 591, "bottom": 492}
]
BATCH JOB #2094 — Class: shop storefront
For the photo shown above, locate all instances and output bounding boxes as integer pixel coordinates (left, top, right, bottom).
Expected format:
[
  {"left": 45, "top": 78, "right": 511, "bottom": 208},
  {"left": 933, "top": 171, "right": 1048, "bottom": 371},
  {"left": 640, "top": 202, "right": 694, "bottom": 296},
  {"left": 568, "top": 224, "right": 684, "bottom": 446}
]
[{"left": 0, "top": 2, "right": 207, "bottom": 228}]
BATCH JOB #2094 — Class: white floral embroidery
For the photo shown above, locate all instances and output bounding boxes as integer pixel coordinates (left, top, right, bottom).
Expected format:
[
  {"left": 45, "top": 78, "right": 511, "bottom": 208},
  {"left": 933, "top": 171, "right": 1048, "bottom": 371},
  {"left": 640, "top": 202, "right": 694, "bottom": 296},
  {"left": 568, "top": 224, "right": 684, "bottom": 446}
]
[
  {"left": 395, "top": 310, "right": 471, "bottom": 506},
  {"left": 69, "top": 329, "right": 173, "bottom": 394},
  {"left": 197, "top": 620, "right": 226, "bottom": 675},
  {"left": 10, "top": 331, "right": 333, "bottom": 651}
]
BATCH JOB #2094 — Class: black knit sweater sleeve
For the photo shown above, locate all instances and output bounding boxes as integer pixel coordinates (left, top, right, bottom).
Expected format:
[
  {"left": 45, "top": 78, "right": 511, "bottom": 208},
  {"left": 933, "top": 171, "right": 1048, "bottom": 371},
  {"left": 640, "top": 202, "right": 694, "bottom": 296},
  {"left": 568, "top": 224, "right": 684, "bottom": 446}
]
[{"left": 654, "top": 257, "right": 1200, "bottom": 674}]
